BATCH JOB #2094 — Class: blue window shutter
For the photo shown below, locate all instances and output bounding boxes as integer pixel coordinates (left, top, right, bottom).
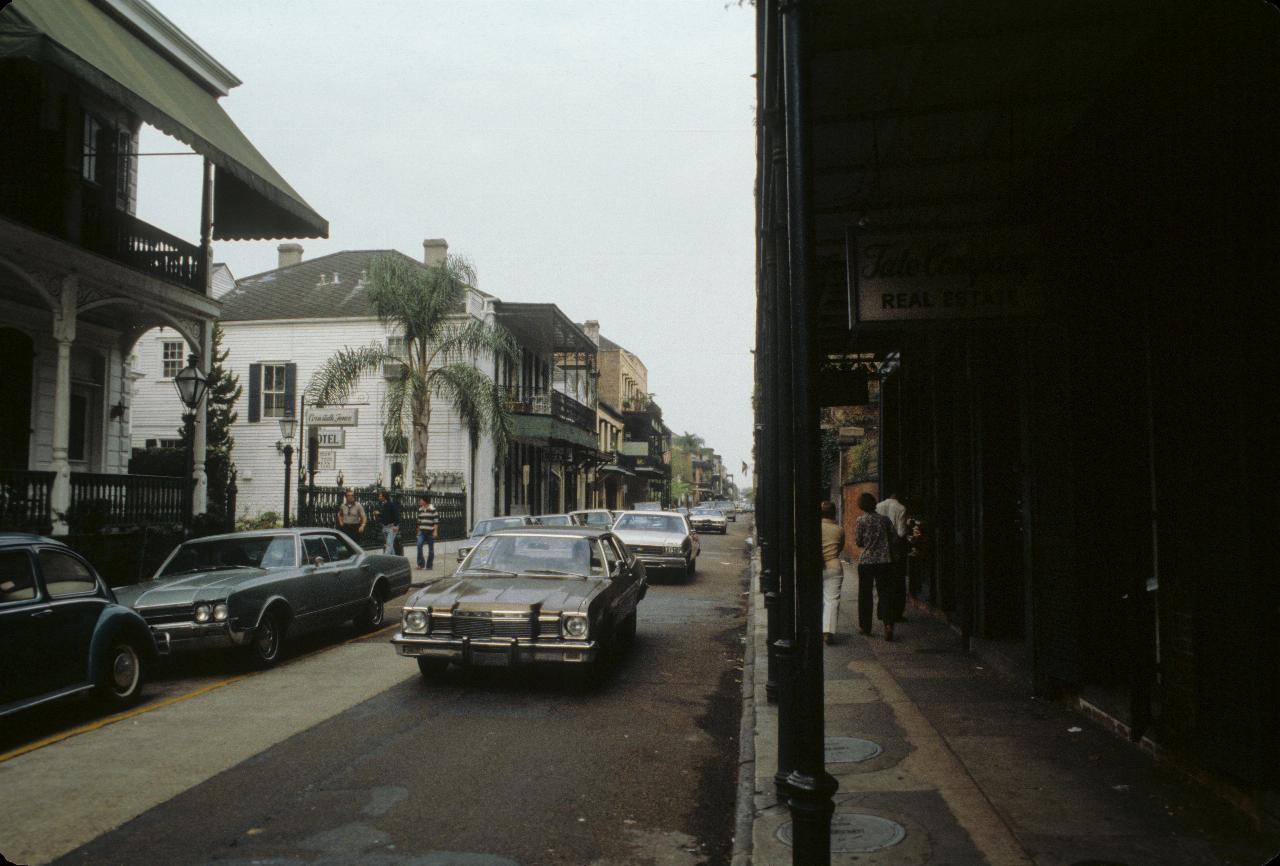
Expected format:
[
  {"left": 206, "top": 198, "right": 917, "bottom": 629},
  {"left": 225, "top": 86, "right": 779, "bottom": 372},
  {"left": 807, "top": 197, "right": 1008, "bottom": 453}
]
[
  {"left": 284, "top": 363, "right": 297, "bottom": 418},
  {"left": 248, "top": 363, "right": 261, "bottom": 422}
]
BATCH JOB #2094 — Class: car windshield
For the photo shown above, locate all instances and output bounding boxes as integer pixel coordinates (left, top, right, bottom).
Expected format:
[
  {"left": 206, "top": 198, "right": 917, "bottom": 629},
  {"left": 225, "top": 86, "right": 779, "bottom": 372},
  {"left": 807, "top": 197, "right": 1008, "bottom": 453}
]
[
  {"left": 574, "top": 511, "right": 613, "bottom": 526},
  {"left": 539, "top": 515, "right": 571, "bottom": 526},
  {"left": 473, "top": 517, "right": 529, "bottom": 536},
  {"left": 461, "top": 534, "right": 599, "bottom": 577},
  {"left": 160, "top": 534, "right": 295, "bottom": 576},
  {"left": 692, "top": 509, "right": 723, "bottom": 517},
  {"left": 615, "top": 514, "right": 685, "bottom": 534}
]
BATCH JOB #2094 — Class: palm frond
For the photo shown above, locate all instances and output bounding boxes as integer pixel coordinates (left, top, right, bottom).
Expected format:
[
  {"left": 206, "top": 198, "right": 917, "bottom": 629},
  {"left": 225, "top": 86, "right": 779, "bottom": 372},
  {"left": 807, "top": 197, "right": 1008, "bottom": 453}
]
[
  {"left": 366, "top": 254, "right": 466, "bottom": 350},
  {"left": 305, "top": 344, "right": 394, "bottom": 406},
  {"left": 436, "top": 319, "right": 518, "bottom": 367},
  {"left": 429, "top": 363, "right": 513, "bottom": 455}
]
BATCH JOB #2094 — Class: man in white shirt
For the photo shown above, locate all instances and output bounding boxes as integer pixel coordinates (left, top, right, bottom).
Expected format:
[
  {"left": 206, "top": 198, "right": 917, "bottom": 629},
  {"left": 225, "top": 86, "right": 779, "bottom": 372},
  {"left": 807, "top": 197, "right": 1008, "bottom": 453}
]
[{"left": 876, "top": 493, "right": 909, "bottom": 623}]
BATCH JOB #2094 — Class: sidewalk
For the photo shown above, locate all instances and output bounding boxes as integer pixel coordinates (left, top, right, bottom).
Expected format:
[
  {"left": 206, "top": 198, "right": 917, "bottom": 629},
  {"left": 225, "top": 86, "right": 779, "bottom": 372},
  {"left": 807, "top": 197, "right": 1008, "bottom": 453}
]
[{"left": 736, "top": 563, "right": 1280, "bottom": 866}]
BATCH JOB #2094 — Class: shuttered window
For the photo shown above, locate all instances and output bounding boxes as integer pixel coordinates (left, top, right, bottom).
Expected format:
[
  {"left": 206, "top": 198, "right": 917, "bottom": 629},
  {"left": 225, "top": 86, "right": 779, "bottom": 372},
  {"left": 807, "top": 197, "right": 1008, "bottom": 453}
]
[{"left": 248, "top": 362, "right": 295, "bottom": 423}]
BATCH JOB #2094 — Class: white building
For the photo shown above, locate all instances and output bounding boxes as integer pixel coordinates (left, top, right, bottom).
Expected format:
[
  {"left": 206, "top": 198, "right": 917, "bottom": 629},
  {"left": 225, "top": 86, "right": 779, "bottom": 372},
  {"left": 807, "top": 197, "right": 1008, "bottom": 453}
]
[
  {"left": 0, "top": 0, "right": 325, "bottom": 535},
  {"left": 130, "top": 264, "right": 235, "bottom": 450},
  {"left": 130, "top": 241, "right": 499, "bottom": 527}
]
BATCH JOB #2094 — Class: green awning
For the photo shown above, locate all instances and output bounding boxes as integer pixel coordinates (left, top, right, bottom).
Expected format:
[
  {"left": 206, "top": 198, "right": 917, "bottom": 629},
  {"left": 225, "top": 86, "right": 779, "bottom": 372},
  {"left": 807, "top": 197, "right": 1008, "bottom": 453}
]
[{"left": 0, "top": 0, "right": 328, "bottom": 240}]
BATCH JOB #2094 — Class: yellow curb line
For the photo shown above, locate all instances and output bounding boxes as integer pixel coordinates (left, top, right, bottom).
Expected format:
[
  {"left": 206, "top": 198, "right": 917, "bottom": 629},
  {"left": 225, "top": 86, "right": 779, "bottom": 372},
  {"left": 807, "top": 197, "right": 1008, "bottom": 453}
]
[{"left": 0, "top": 675, "right": 244, "bottom": 765}]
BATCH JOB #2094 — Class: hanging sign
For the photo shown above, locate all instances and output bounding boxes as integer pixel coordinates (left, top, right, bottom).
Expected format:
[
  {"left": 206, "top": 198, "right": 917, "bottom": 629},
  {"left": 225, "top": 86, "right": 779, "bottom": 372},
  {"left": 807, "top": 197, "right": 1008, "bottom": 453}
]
[
  {"left": 305, "top": 407, "right": 358, "bottom": 426},
  {"left": 316, "top": 450, "right": 337, "bottom": 471},
  {"left": 314, "top": 429, "right": 345, "bottom": 448},
  {"left": 848, "top": 228, "right": 1042, "bottom": 323}
]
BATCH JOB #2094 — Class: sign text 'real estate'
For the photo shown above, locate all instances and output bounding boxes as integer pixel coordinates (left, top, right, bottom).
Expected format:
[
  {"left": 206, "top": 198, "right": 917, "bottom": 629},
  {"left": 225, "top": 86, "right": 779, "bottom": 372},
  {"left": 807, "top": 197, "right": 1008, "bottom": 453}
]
[{"left": 850, "top": 229, "right": 1042, "bottom": 323}]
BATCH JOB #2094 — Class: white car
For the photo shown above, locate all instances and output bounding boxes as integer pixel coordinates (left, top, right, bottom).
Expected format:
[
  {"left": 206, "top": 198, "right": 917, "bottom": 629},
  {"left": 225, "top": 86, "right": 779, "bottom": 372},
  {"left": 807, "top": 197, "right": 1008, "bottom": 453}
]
[
  {"left": 611, "top": 510, "right": 700, "bottom": 580},
  {"left": 688, "top": 508, "right": 728, "bottom": 534}
]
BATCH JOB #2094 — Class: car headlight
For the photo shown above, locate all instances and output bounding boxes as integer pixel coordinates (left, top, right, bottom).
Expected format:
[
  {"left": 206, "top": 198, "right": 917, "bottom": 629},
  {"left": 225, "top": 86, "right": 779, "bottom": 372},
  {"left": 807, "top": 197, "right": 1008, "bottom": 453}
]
[
  {"left": 212, "top": 603, "right": 229, "bottom": 622},
  {"left": 562, "top": 614, "right": 589, "bottom": 640},
  {"left": 194, "top": 604, "right": 211, "bottom": 623},
  {"left": 404, "top": 610, "right": 428, "bottom": 633}
]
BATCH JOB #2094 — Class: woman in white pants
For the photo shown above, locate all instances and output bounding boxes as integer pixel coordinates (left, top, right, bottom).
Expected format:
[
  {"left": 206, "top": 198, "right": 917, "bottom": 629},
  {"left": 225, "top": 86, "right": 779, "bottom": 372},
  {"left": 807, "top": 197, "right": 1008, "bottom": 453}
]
[{"left": 820, "top": 500, "right": 846, "bottom": 645}]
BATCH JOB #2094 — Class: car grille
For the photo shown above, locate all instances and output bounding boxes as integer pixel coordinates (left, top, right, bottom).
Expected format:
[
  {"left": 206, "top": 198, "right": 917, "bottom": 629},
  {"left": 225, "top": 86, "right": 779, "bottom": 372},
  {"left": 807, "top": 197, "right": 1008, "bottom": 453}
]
[
  {"left": 436, "top": 611, "right": 535, "bottom": 640},
  {"left": 630, "top": 544, "right": 666, "bottom": 555},
  {"left": 140, "top": 604, "right": 194, "bottom": 625}
]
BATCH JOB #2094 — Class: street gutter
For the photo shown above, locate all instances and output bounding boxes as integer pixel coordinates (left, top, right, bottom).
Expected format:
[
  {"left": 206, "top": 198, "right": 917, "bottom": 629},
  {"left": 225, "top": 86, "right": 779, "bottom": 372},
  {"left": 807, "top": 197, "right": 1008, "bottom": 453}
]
[{"left": 731, "top": 550, "right": 760, "bottom": 866}]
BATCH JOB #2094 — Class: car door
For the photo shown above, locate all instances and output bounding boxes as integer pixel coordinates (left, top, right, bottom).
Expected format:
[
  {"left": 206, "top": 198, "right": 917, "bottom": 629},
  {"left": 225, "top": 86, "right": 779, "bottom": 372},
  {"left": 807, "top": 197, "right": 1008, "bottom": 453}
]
[
  {"left": 322, "top": 532, "right": 367, "bottom": 612},
  {"left": 299, "top": 533, "right": 342, "bottom": 618},
  {"left": 35, "top": 548, "right": 108, "bottom": 692},
  {"left": 0, "top": 547, "right": 49, "bottom": 707}
]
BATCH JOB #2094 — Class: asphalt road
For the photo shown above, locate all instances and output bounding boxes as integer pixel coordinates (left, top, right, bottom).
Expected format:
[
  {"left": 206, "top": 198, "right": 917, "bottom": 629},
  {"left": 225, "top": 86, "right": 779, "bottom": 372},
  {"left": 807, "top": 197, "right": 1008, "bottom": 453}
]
[{"left": 1, "top": 520, "right": 751, "bottom": 866}]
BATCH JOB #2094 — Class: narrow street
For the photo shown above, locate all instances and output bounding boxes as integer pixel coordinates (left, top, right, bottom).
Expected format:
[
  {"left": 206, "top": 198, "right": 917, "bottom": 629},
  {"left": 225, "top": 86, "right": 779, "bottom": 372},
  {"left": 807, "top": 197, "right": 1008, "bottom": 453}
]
[{"left": 1, "top": 525, "right": 751, "bottom": 866}]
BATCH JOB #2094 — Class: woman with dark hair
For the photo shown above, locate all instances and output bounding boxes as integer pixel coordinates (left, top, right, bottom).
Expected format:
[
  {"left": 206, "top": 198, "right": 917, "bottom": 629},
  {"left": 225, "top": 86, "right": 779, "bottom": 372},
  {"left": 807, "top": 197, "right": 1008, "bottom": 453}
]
[{"left": 855, "top": 491, "right": 900, "bottom": 640}]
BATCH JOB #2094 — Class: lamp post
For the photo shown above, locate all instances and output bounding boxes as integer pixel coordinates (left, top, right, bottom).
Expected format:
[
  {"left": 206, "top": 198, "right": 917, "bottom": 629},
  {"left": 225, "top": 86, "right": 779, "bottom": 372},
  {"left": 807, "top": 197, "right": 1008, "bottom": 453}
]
[
  {"left": 173, "top": 355, "right": 208, "bottom": 532},
  {"left": 278, "top": 416, "right": 296, "bottom": 528}
]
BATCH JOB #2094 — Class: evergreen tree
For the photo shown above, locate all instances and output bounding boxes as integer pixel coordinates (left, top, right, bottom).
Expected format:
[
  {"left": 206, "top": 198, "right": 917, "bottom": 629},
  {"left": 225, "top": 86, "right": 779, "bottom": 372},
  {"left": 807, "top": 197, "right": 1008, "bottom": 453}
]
[{"left": 178, "top": 324, "right": 240, "bottom": 522}]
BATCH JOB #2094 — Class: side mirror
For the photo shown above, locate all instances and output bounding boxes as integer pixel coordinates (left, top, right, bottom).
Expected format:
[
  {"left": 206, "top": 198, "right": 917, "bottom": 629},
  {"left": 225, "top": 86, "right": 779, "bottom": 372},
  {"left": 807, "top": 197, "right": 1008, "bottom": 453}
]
[{"left": 610, "top": 561, "right": 624, "bottom": 578}]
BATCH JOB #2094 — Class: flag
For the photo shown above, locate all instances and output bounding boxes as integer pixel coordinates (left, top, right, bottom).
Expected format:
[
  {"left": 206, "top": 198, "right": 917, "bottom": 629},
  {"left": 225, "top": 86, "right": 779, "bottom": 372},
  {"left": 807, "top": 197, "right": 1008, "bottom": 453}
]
[{"left": 741, "top": 461, "right": 749, "bottom": 475}]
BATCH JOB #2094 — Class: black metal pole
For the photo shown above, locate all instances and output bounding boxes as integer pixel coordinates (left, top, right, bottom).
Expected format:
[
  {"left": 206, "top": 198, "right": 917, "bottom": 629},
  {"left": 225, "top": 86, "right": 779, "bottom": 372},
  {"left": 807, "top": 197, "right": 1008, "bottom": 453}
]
[
  {"left": 282, "top": 444, "right": 293, "bottom": 528},
  {"left": 781, "top": 0, "right": 837, "bottom": 861}
]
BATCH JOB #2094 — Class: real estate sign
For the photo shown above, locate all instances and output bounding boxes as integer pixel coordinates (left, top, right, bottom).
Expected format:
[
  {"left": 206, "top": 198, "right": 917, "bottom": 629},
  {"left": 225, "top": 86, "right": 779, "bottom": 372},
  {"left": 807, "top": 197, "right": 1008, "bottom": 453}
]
[{"left": 848, "top": 228, "right": 1042, "bottom": 323}]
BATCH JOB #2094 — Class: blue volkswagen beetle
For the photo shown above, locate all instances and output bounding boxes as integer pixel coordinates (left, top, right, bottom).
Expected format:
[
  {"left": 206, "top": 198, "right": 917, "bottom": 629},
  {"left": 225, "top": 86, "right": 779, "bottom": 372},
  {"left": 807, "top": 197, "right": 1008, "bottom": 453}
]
[{"left": 0, "top": 533, "right": 156, "bottom": 718}]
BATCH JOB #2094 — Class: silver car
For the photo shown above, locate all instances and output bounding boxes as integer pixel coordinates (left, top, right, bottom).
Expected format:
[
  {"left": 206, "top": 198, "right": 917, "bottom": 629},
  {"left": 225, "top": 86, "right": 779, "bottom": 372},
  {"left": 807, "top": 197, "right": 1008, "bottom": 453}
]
[
  {"left": 611, "top": 510, "right": 700, "bottom": 580},
  {"left": 457, "top": 515, "right": 538, "bottom": 562},
  {"left": 689, "top": 507, "right": 728, "bottom": 535}
]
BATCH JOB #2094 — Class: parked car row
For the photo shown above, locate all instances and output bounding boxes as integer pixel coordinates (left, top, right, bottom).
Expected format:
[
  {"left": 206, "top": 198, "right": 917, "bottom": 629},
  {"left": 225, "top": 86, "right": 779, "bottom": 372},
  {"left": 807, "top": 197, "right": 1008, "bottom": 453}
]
[
  {"left": 4, "top": 506, "right": 721, "bottom": 722},
  {"left": 1, "top": 528, "right": 411, "bottom": 722}
]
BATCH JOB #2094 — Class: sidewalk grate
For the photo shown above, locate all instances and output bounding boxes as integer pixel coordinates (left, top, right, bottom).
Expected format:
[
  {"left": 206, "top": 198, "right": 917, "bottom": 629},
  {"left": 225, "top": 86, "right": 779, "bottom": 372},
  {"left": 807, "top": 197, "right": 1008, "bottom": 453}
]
[
  {"left": 776, "top": 813, "right": 906, "bottom": 853},
  {"left": 825, "top": 736, "right": 882, "bottom": 763}
]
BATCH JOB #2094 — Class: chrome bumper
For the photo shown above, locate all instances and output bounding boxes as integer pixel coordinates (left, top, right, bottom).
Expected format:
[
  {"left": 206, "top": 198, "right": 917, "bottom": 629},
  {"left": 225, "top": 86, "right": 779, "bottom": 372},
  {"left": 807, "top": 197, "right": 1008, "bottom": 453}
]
[
  {"left": 635, "top": 554, "right": 689, "bottom": 570},
  {"left": 149, "top": 621, "right": 251, "bottom": 654},
  {"left": 391, "top": 632, "right": 599, "bottom": 665}
]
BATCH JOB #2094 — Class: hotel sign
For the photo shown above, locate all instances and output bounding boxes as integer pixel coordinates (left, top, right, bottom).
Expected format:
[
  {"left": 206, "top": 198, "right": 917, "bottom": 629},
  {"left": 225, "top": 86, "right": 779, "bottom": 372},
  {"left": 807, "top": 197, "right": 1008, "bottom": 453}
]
[
  {"left": 849, "top": 229, "right": 1042, "bottom": 323},
  {"left": 314, "top": 429, "right": 345, "bottom": 448},
  {"left": 304, "top": 407, "right": 358, "bottom": 426}
]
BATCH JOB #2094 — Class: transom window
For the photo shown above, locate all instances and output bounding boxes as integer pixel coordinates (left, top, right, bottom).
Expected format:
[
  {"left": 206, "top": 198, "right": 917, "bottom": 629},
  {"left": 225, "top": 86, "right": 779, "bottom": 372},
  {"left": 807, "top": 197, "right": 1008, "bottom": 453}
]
[
  {"left": 162, "top": 341, "right": 184, "bottom": 378},
  {"left": 262, "top": 364, "right": 288, "bottom": 418}
]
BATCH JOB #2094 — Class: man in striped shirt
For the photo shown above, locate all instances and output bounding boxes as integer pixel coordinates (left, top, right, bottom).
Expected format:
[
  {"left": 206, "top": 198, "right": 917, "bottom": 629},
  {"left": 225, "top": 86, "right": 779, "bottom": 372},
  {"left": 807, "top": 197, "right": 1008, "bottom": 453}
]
[{"left": 416, "top": 494, "right": 439, "bottom": 570}]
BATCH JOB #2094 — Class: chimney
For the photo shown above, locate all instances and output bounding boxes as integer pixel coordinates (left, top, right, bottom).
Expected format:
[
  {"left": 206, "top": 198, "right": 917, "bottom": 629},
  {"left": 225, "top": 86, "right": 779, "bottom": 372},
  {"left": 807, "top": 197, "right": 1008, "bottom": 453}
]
[
  {"left": 423, "top": 238, "right": 448, "bottom": 267},
  {"left": 277, "top": 243, "right": 303, "bottom": 268},
  {"left": 582, "top": 320, "right": 601, "bottom": 346}
]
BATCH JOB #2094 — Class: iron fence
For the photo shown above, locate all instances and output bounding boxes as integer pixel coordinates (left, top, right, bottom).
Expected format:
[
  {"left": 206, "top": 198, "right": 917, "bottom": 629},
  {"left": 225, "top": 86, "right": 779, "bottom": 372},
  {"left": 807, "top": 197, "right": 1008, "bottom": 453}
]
[{"left": 296, "top": 484, "right": 466, "bottom": 548}]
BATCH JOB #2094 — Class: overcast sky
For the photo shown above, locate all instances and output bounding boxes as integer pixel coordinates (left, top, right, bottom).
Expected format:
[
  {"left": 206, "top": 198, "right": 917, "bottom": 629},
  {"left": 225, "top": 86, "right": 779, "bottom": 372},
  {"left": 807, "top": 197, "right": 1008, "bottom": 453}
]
[{"left": 137, "top": 0, "right": 757, "bottom": 487}]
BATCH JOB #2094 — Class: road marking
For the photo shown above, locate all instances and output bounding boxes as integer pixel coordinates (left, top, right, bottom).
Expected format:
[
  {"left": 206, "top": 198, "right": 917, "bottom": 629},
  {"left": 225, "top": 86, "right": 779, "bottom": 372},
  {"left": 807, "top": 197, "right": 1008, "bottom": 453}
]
[
  {"left": 1, "top": 621, "right": 399, "bottom": 766},
  {"left": 0, "top": 675, "right": 243, "bottom": 766}
]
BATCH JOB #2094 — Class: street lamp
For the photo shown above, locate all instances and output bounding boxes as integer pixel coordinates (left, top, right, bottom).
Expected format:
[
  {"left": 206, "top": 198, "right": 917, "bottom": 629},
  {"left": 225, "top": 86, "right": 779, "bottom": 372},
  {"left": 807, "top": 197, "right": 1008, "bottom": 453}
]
[
  {"left": 278, "top": 415, "right": 296, "bottom": 528},
  {"left": 173, "top": 355, "right": 207, "bottom": 531}
]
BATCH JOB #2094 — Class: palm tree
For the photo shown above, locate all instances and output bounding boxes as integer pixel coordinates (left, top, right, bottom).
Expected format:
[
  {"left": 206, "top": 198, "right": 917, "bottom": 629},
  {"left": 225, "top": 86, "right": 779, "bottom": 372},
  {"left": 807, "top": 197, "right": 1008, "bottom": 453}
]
[{"left": 306, "top": 253, "right": 517, "bottom": 486}]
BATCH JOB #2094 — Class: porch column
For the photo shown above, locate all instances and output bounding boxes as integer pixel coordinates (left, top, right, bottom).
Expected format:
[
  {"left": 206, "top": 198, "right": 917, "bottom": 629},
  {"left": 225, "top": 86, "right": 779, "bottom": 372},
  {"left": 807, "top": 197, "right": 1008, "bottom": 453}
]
[
  {"left": 191, "top": 324, "right": 211, "bottom": 516},
  {"left": 50, "top": 277, "right": 78, "bottom": 536}
]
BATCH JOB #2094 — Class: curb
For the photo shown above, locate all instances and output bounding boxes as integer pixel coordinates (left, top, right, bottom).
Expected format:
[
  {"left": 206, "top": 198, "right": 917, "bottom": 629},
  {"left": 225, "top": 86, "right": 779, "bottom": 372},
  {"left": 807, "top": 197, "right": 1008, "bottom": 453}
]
[{"left": 731, "top": 553, "right": 760, "bottom": 866}]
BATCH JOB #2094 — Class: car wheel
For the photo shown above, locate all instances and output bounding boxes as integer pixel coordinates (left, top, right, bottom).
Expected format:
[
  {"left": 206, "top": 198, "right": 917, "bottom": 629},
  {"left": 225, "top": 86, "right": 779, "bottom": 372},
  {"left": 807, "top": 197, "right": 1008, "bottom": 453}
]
[
  {"left": 249, "top": 611, "right": 285, "bottom": 667},
  {"left": 96, "top": 639, "right": 145, "bottom": 708},
  {"left": 687, "top": 556, "right": 697, "bottom": 579},
  {"left": 354, "top": 588, "right": 386, "bottom": 631},
  {"left": 417, "top": 657, "right": 448, "bottom": 678}
]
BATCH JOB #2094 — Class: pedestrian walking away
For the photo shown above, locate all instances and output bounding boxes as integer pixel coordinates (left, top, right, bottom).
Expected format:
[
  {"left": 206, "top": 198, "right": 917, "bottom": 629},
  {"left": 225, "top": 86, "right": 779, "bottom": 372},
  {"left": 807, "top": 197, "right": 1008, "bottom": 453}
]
[
  {"left": 819, "top": 500, "right": 846, "bottom": 645},
  {"left": 376, "top": 490, "right": 401, "bottom": 556},
  {"left": 337, "top": 488, "right": 367, "bottom": 539},
  {"left": 416, "top": 494, "right": 439, "bottom": 569},
  {"left": 877, "top": 491, "right": 910, "bottom": 623},
  {"left": 856, "top": 491, "right": 902, "bottom": 640}
]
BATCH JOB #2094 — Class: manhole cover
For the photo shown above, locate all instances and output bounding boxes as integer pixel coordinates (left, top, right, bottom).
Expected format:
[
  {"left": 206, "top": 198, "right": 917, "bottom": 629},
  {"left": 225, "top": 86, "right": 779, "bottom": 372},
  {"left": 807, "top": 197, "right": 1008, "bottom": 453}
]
[
  {"left": 776, "top": 812, "right": 906, "bottom": 853},
  {"left": 825, "top": 736, "right": 883, "bottom": 763}
]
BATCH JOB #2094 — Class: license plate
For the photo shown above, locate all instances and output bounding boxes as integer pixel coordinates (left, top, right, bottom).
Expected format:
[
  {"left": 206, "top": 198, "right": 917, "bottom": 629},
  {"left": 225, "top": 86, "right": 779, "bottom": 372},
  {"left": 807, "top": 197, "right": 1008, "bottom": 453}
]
[{"left": 471, "top": 650, "right": 511, "bottom": 667}]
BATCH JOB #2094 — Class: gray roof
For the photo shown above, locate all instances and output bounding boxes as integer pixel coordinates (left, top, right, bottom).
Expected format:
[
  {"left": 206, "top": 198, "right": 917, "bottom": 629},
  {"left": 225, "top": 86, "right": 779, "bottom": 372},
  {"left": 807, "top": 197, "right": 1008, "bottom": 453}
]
[
  {"left": 220, "top": 250, "right": 466, "bottom": 322},
  {"left": 597, "top": 333, "right": 628, "bottom": 354}
]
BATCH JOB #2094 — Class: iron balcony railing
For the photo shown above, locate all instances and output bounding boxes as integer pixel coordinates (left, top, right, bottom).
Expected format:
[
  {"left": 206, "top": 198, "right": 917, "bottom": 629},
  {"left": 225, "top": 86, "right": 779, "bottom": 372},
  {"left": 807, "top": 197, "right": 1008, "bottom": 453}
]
[{"left": 500, "top": 386, "right": 595, "bottom": 434}]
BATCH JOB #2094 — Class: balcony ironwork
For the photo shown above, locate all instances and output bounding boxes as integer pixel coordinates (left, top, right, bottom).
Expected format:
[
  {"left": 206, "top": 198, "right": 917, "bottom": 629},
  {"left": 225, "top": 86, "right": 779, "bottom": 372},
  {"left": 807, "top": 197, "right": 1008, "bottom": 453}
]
[{"left": 501, "top": 386, "right": 595, "bottom": 433}]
